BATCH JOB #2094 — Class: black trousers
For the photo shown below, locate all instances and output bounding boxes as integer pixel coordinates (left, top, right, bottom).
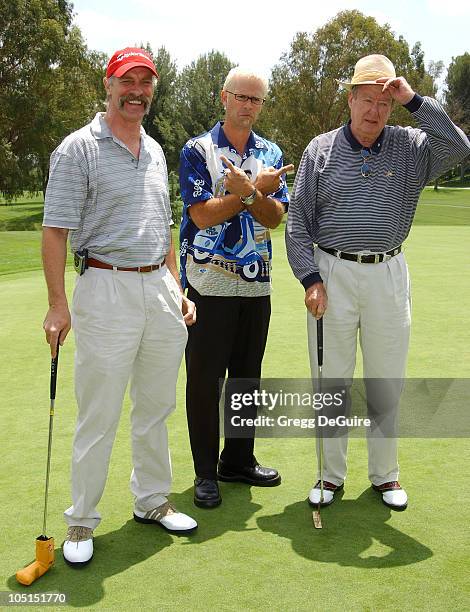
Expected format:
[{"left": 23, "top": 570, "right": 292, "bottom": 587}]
[{"left": 185, "top": 284, "right": 271, "bottom": 479}]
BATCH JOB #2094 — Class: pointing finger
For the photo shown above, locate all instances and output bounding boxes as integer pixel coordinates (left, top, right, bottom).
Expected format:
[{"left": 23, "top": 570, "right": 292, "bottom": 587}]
[
  {"left": 220, "top": 155, "right": 236, "bottom": 172},
  {"left": 275, "top": 164, "right": 295, "bottom": 177}
]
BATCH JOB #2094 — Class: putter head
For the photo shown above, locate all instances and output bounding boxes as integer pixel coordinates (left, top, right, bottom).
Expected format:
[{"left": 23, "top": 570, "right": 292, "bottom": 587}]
[{"left": 312, "top": 510, "right": 323, "bottom": 529}]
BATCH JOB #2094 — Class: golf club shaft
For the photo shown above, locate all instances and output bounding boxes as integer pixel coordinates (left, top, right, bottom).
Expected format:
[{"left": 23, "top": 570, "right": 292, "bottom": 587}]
[
  {"left": 42, "top": 346, "right": 59, "bottom": 537},
  {"left": 317, "top": 318, "right": 324, "bottom": 504}
]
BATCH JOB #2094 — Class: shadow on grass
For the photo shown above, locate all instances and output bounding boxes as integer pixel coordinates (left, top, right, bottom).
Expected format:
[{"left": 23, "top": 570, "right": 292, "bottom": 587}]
[
  {"left": 257, "top": 488, "right": 433, "bottom": 568},
  {"left": 7, "top": 519, "right": 173, "bottom": 607},
  {"left": 171, "top": 485, "right": 262, "bottom": 543},
  {"left": 0, "top": 211, "right": 44, "bottom": 231},
  {"left": 7, "top": 486, "right": 259, "bottom": 606}
]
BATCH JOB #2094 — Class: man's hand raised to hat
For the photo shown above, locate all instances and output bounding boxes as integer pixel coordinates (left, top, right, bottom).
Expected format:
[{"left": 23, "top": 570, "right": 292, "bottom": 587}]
[{"left": 376, "top": 77, "right": 415, "bottom": 106}]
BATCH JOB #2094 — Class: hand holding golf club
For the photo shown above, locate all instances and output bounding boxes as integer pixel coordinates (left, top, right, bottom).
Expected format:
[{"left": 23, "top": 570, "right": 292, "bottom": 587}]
[
  {"left": 43, "top": 303, "right": 70, "bottom": 358},
  {"left": 305, "top": 282, "right": 328, "bottom": 319}
]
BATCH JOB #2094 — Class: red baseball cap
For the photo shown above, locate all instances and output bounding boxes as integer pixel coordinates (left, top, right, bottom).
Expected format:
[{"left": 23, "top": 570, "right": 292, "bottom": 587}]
[{"left": 106, "top": 47, "right": 159, "bottom": 79}]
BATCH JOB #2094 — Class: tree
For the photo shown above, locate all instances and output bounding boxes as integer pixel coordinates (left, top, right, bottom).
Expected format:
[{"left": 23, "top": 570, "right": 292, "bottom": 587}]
[
  {"left": 445, "top": 53, "right": 470, "bottom": 134},
  {"left": 176, "top": 51, "right": 235, "bottom": 144},
  {"left": 141, "top": 46, "right": 186, "bottom": 172},
  {"left": 0, "top": 0, "right": 105, "bottom": 198},
  {"left": 260, "top": 10, "right": 442, "bottom": 166},
  {"left": 445, "top": 53, "right": 470, "bottom": 182},
  {"left": 23, "top": 28, "right": 105, "bottom": 194}
]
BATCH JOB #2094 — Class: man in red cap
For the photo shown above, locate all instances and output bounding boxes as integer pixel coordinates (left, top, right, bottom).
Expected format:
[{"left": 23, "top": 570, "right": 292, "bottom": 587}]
[{"left": 42, "top": 47, "right": 197, "bottom": 567}]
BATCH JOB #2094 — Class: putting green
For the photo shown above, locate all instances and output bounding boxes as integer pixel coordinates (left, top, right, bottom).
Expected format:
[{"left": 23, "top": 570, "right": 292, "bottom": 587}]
[{"left": 0, "top": 193, "right": 469, "bottom": 610}]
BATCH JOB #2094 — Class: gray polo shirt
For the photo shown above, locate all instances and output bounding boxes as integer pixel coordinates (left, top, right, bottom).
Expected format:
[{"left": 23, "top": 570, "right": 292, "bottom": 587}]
[{"left": 43, "top": 113, "right": 172, "bottom": 266}]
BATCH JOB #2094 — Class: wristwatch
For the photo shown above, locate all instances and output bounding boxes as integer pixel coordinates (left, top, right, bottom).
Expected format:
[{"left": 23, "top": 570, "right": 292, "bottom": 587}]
[{"left": 240, "top": 188, "right": 257, "bottom": 207}]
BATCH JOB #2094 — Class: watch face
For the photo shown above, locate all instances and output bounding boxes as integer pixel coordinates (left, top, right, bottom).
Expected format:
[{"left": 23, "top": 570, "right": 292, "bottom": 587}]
[{"left": 242, "top": 189, "right": 256, "bottom": 206}]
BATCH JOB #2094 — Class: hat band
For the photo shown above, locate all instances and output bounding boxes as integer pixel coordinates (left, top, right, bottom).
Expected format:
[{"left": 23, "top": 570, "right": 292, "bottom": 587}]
[{"left": 351, "top": 69, "right": 395, "bottom": 84}]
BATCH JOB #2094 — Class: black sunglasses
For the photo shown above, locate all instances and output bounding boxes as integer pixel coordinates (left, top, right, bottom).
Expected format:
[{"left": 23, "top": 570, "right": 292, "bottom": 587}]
[{"left": 360, "top": 148, "right": 372, "bottom": 178}]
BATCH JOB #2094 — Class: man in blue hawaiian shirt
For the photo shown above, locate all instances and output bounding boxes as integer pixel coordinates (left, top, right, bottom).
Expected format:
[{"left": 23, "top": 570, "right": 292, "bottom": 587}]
[{"left": 180, "top": 67, "right": 293, "bottom": 508}]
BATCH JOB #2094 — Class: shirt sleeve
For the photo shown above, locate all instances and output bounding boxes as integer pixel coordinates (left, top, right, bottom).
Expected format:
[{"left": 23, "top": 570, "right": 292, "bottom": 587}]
[
  {"left": 179, "top": 141, "right": 213, "bottom": 206},
  {"left": 42, "top": 148, "right": 88, "bottom": 229},
  {"left": 408, "top": 96, "right": 470, "bottom": 186},
  {"left": 285, "top": 140, "right": 322, "bottom": 289}
]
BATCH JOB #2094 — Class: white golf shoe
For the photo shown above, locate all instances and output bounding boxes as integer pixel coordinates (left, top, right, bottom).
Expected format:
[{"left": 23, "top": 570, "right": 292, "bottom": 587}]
[
  {"left": 372, "top": 481, "right": 408, "bottom": 511},
  {"left": 63, "top": 526, "right": 94, "bottom": 566},
  {"left": 308, "top": 480, "right": 344, "bottom": 507},
  {"left": 134, "top": 501, "right": 197, "bottom": 534}
]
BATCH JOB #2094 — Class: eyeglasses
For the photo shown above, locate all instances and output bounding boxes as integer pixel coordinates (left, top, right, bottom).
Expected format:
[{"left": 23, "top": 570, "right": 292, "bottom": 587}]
[
  {"left": 225, "top": 90, "right": 265, "bottom": 106},
  {"left": 360, "top": 148, "right": 372, "bottom": 178}
]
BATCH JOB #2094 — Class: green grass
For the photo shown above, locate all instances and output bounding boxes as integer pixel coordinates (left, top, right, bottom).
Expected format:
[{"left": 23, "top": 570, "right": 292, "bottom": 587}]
[
  {"left": 0, "top": 232, "right": 76, "bottom": 276},
  {"left": 416, "top": 187, "right": 470, "bottom": 225},
  {"left": 0, "top": 202, "right": 44, "bottom": 231},
  {"left": 0, "top": 191, "right": 469, "bottom": 610},
  {"left": 0, "top": 232, "right": 43, "bottom": 275}
]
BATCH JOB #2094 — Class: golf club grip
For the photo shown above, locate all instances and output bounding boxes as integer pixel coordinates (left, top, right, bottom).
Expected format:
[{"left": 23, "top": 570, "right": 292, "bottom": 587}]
[
  {"left": 50, "top": 344, "right": 59, "bottom": 400},
  {"left": 317, "top": 318, "right": 323, "bottom": 368}
]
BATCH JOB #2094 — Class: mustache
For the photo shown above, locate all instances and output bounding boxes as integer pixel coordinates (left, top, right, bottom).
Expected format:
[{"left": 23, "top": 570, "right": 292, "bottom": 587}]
[{"left": 118, "top": 95, "right": 151, "bottom": 112}]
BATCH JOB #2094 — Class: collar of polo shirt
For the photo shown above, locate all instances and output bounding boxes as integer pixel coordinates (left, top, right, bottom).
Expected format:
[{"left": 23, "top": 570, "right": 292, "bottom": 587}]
[{"left": 343, "top": 120, "right": 385, "bottom": 153}]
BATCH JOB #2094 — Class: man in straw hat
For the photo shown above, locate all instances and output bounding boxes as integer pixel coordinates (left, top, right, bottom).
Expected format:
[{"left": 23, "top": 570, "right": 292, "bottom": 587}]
[
  {"left": 286, "top": 54, "right": 470, "bottom": 511},
  {"left": 42, "top": 47, "right": 198, "bottom": 566}
]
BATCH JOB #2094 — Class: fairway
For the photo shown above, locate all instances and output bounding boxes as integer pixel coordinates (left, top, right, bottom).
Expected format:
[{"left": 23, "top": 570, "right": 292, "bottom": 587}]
[{"left": 1, "top": 190, "right": 469, "bottom": 610}]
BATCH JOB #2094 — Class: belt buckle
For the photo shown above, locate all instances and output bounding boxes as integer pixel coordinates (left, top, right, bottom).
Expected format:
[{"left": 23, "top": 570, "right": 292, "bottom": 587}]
[
  {"left": 137, "top": 265, "right": 152, "bottom": 273},
  {"left": 357, "top": 253, "right": 364, "bottom": 264}
]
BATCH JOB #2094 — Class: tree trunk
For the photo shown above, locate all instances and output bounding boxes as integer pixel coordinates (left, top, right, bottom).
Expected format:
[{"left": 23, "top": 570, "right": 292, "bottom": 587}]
[
  {"left": 433, "top": 179, "right": 439, "bottom": 191},
  {"left": 41, "top": 160, "right": 49, "bottom": 199}
]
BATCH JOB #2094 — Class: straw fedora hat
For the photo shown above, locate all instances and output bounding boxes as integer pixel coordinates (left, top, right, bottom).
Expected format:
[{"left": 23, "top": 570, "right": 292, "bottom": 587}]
[{"left": 338, "top": 54, "right": 396, "bottom": 89}]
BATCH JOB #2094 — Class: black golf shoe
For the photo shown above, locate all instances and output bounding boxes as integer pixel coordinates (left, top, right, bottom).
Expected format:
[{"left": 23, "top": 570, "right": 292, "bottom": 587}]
[
  {"left": 194, "top": 478, "right": 221, "bottom": 508},
  {"left": 217, "top": 459, "right": 281, "bottom": 486}
]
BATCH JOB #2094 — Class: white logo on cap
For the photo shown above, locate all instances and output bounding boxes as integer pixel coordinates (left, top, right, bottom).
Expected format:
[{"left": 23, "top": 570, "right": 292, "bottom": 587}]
[{"left": 116, "top": 52, "right": 150, "bottom": 63}]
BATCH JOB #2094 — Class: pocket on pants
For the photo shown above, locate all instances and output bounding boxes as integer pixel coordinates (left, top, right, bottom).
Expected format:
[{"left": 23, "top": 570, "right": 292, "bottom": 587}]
[
  {"left": 72, "top": 271, "right": 100, "bottom": 316},
  {"left": 163, "top": 271, "right": 183, "bottom": 309},
  {"left": 386, "top": 254, "right": 411, "bottom": 323},
  {"left": 160, "top": 272, "right": 188, "bottom": 336},
  {"left": 315, "top": 248, "right": 337, "bottom": 290}
]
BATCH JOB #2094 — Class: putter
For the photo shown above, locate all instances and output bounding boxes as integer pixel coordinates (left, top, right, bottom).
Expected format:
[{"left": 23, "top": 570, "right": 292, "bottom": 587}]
[
  {"left": 16, "top": 346, "right": 59, "bottom": 585},
  {"left": 312, "top": 317, "right": 324, "bottom": 529}
]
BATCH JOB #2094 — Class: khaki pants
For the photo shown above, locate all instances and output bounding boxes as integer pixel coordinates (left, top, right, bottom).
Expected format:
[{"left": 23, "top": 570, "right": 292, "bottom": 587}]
[
  {"left": 64, "top": 266, "right": 188, "bottom": 529},
  {"left": 307, "top": 249, "right": 411, "bottom": 487}
]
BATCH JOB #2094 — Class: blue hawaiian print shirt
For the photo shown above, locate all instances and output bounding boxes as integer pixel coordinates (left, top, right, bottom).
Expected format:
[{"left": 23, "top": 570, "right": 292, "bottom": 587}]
[{"left": 179, "top": 122, "right": 289, "bottom": 297}]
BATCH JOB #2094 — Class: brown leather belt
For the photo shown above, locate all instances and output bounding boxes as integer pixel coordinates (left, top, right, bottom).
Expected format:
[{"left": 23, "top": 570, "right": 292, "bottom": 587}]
[{"left": 87, "top": 257, "right": 165, "bottom": 273}]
